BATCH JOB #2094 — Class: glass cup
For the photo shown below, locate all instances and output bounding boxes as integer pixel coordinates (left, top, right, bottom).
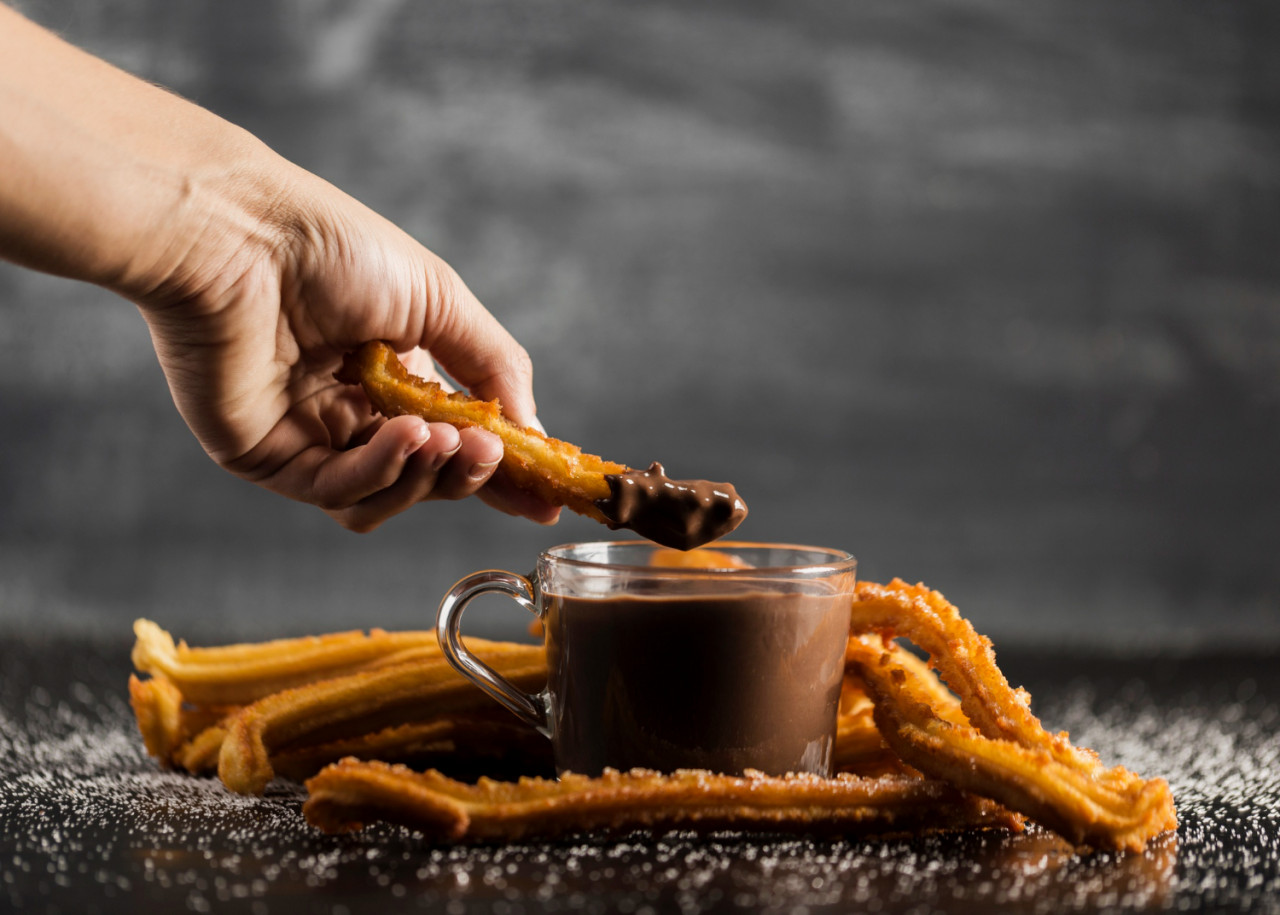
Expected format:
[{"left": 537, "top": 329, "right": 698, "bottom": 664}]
[{"left": 436, "top": 541, "right": 857, "bottom": 778}]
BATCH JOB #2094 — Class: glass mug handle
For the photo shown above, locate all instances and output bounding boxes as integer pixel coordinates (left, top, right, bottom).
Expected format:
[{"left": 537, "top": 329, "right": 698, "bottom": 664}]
[{"left": 436, "top": 570, "right": 550, "bottom": 736}]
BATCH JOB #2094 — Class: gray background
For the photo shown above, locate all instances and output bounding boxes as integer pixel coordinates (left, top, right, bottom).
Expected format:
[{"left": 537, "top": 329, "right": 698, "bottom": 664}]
[{"left": 0, "top": 0, "right": 1276, "bottom": 648}]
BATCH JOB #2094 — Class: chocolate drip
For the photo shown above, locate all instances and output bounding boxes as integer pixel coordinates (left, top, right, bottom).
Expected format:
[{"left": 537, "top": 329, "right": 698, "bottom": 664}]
[{"left": 595, "top": 462, "right": 748, "bottom": 550}]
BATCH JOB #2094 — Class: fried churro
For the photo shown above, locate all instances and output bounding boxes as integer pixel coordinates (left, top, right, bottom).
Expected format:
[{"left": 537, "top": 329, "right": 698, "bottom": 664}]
[
  {"left": 845, "top": 636, "right": 1176, "bottom": 852},
  {"left": 845, "top": 580, "right": 1178, "bottom": 851},
  {"left": 128, "top": 674, "right": 233, "bottom": 766},
  {"left": 336, "top": 341, "right": 747, "bottom": 549},
  {"left": 131, "top": 619, "right": 444, "bottom": 705},
  {"left": 217, "top": 645, "right": 546, "bottom": 795},
  {"left": 129, "top": 576, "right": 1177, "bottom": 851},
  {"left": 850, "top": 580, "right": 1104, "bottom": 774},
  {"left": 303, "top": 760, "right": 1021, "bottom": 840},
  {"left": 129, "top": 620, "right": 549, "bottom": 789}
]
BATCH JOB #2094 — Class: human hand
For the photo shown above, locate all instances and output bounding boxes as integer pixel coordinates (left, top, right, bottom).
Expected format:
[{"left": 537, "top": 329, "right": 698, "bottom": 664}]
[
  {"left": 136, "top": 164, "right": 562, "bottom": 532},
  {"left": 0, "top": 6, "right": 560, "bottom": 531}
]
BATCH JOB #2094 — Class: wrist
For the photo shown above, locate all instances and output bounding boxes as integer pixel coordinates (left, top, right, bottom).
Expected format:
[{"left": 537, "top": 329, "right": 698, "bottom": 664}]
[{"left": 111, "top": 132, "right": 297, "bottom": 313}]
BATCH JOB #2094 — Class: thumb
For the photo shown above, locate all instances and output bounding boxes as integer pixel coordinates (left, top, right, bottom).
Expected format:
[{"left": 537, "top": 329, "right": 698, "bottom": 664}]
[{"left": 416, "top": 256, "right": 541, "bottom": 430}]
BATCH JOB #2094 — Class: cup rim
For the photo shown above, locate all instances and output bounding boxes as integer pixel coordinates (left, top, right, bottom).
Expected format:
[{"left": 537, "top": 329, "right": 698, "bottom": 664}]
[{"left": 541, "top": 540, "right": 857, "bottom": 576}]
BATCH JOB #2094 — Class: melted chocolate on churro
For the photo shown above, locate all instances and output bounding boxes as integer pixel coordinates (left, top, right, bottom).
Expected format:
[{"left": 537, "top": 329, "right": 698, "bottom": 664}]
[{"left": 595, "top": 462, "right": 748, "bottom": 550}]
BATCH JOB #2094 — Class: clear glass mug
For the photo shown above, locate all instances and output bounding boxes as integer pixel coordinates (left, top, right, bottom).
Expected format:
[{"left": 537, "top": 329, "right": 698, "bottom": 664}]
[{"left": 436, "top": 541, "right": 857, "bottom": 777}]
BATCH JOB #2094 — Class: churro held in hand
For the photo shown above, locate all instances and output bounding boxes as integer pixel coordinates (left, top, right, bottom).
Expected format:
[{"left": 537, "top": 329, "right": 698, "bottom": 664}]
[{"left": 336, "top": 341, "right": 747, "bottom": 549}]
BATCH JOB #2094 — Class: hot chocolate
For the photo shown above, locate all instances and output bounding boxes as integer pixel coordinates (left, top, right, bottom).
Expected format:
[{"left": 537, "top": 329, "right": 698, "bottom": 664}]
[
  {"left": 437, "top": 542, "right": 858, "bottom": 781},
  {"left": 543, "top": 587, "right": 850, "bottom": 777}
]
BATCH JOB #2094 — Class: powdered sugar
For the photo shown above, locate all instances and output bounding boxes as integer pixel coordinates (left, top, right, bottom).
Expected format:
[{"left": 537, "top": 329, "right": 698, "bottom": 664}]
[{"left": 1, "top": 639, "right": 1277, "bottom": 913}]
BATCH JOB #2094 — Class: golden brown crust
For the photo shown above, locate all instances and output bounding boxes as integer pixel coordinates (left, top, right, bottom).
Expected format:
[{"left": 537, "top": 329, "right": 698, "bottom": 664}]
[
  {"left": 336, "top": 341, "right": 628, "bottom": 522},
  {"left": 647, "top": 548, "right": 754, "bottom": 570},
  {"left": 844, "top": 632, "right": 1177, "bottom": 852},
  {"left": 129, "top": 577, "right": 1176, "bottom": 851},
  {"left": 303, "top": 759, "right": 1022, "bottom": 840},
  {"left": 831, "top": 705, "right": 902, "bottom": 777},
  {"left": 131, "top": 618, "right": 446, "bottom": 706},
  {"left": 831, "top": 658, "right": 953, "bottom": 777},
  {"left": 159, "top": 668, "right": 918, "bottom": 784},
  {"left": 128, "top": 674, "right": 238, "bottom": 768},
  {"left": 171, "top": 724, "right": 228, "bottom": 775},
  {"left": 216, "top": 645, "right": 546, "bottom": 795},
  {"left": 128, "top": 674, "right": 185, "bottom": 765},
  {"left": 129, "top": 621, "right": 550, "bottom": 786},
  {"left": 851, "top": 581, "right": 1109, "bottom": 774}
]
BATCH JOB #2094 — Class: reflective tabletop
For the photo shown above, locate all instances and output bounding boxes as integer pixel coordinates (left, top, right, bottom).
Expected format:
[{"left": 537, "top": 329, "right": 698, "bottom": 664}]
[{"left": 2, "top": 635, "right": 1276, "bottom": 914}]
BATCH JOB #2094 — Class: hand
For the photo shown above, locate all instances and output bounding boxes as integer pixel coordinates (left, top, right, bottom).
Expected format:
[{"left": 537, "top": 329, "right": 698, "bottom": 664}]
[
  {"left": 137, "top": 164, "right": 562, "bottom": 532},
  {"left": 0, "top": 5, "right": 560, "bottom": 532}
]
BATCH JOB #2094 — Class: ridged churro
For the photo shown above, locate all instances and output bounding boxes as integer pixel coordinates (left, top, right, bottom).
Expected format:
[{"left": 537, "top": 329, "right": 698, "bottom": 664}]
[
  {"left": 846, "top": 581, "right": 1178, "bottom": 851},
  {"left": 129, "top": 577, "right": 1178, "bottom": 852},
  {"left": 336, "top": 341, "right": 747, "bottom": 549},
  {"left": 303, "top": 760, "right": 1021, "bottom": 840}
]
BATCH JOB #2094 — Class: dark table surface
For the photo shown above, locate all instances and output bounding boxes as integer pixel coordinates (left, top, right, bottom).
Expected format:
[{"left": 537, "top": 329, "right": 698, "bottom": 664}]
[{"left": 1, "top": 633, "right": 1277, "bottom": 914}]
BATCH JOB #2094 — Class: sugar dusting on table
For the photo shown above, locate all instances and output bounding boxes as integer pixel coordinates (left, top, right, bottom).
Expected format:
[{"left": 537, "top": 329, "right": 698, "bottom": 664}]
[{"left": 1, "top": 645, "right": 1278, "bottom": 913}]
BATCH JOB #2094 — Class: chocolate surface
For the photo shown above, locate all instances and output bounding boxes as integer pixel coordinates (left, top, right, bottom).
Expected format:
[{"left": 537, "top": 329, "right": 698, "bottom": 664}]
[
  {"left": 595, "top": 462, "right": 748, "bottom": 550},
  {"left": 543, "top": 587, "right": 849, "bottom": 777}
]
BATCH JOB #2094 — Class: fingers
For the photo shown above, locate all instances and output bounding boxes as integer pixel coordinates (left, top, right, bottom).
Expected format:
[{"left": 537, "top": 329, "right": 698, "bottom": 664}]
[
  {"left": 320, "top": 424, "right": 554, "bottom": 533},
  {"left": 417, "top": 257, "right": 543, "bottom": 431},
  {"left": 327, "top": 434, "right": 455, "bottom": 533},
  {"left": 308, "top": 416, "right": 450, "bottom": 529},
  {"left": 477, "top": 472, "right": 563, "bottom": 526},
  {"left": 421, "top": 426, "right": 501, "bottom": 502}
]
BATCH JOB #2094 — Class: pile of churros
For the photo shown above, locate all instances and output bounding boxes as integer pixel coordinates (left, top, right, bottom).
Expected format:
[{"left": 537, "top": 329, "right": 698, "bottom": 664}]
[
  {"left": 129, "top": 578, "right": 1175, "bottom": 851},
  {"left": 127, "top": 343, "right": 1176, "bottom": 849}
]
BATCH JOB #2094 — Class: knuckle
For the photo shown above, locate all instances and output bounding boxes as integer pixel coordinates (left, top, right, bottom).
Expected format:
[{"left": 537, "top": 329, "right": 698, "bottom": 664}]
[
  {"left": 338, "top": 509, "right": 380, "bottom": 534},
  {"left": 422, "top": 483, "right": 457, "bottom": 503},
  {"left": 441, "top": 485, "right": 472, "bottom": 503},
  {"left": 315, "top": 490, "right": 350, "bottom": 512},
  {"left": 430, "top": 477, "right": 472, "bottom": 503},
  {"left": 373, "top": 464, "right": 404, "bottom": 494},
  {"left": 509, "top": 344, "right": 534, "bottom": 384},
  {"left": 425, "top": 258, "right": 466, "bottom": 324}
]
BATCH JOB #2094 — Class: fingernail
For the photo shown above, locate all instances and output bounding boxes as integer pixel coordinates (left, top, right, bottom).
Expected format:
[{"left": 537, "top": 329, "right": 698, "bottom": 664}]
[
  {"left": 529, "top": 416, "right": 547, "bottom": 435},
  {"left": 467, "top": 459, "right": 501, "bottom": 483},
  {"left": 430, "top": 443, "right": 462, "bottom": 472}
]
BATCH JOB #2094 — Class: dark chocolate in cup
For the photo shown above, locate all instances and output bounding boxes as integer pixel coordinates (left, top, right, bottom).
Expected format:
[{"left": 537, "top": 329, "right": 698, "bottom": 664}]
[{"left": 437, "top": 541, "right": 858, "bottom": 778}]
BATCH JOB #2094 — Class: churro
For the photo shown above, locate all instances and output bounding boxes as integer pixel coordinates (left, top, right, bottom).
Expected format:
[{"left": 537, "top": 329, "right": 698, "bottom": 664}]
[
  {"left": 336, "top": 342, "right": 747, "bottom": 549},
  {"left": 845, "top": 581, "right": 1178, "bottom": 851},
  {"left": 129, "top": 578, "right": 1178, "bottom": 851},
  {"left": 303, "top": 760, "right": 1021, "bottom": 840}
]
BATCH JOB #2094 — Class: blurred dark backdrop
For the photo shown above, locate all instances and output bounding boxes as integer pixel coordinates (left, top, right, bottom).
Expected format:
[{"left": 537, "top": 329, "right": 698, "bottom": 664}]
[{"left": 0, "top": 0, "right": 1277, "bottom": 648}]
